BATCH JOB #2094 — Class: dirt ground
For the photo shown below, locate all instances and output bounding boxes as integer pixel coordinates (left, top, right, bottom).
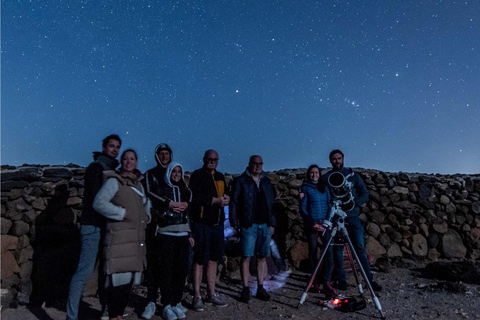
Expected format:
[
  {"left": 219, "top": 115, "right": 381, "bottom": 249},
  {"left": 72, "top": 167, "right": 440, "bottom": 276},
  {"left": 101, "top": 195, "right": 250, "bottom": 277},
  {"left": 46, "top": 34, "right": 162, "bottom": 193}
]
[{"left": 2, "top": 266, "right": 480, "bottom": 320}]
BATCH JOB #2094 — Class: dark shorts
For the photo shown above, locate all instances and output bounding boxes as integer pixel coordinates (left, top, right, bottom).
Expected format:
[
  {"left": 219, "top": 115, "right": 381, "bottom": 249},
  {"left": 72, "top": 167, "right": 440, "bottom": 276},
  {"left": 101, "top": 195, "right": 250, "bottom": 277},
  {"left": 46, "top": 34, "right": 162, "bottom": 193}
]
[{"left": 193, "top": 223, "right": 225, "bottom": 264}]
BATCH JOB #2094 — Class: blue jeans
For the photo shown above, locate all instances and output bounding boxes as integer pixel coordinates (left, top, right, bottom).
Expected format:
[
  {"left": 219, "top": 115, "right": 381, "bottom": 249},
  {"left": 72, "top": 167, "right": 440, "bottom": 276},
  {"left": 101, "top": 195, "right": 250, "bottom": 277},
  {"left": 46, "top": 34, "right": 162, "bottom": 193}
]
[
  {"left": 66, "top": 225, "right": 101, "bottom": 320},
  {"left": 241, "top": 223, "right": 271, "bottom": 257},
  {"left": 307, "top": 230, "right": 343, "bottom": 283},
  {"left": 334, "top": 215, "right": 373, "bottom": 282}
]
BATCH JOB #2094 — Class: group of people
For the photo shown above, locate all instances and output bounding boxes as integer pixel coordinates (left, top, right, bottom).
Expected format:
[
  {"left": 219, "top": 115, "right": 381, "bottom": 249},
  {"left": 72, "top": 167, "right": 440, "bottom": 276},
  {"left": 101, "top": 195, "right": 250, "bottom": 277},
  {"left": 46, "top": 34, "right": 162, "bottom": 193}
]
[{"left": 65, "top": 134, "right": 381, "bottom": 320}]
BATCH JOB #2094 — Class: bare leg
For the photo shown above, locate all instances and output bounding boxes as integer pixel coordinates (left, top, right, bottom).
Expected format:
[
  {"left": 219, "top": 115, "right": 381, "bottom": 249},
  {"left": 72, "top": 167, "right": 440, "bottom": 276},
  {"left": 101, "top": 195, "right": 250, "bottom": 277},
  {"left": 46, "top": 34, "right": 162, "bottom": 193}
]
[
  {"left": 241, "top": 257, "right": 251, "bottom": 287},
  {"left": 257, "top": 257, "right": 267, "bottom": 285},
  {"left": 206, "top": 260, "right": 218, "bottom": 297},
  {"left": 193, "top": 263, "right": 203, "bottom": 297}
]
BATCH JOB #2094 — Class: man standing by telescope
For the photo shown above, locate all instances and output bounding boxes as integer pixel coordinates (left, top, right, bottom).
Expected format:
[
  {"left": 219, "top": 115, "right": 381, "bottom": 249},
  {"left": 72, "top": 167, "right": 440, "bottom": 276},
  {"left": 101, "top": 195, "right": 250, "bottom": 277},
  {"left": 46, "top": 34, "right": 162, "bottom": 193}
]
[{"left": 323, "top": 149, "right": 382, "bottom": 292}]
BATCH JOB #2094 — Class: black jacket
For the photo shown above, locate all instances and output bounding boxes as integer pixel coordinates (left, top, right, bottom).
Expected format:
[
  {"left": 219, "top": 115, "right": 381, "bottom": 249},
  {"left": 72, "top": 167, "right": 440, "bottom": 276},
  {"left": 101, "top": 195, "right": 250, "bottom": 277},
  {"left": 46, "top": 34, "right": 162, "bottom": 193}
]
[
  {"left": 229, "top": 170, "right": 276, "bottom": 229},
  {"left": 143, "top": 164, "right": 171, "bottom": 225},
  {"left": 81, "top": 152, "right": 119, "bottom": 227},
  {"left": 189, "top": 167, "right": 226, "bottom": 226}
]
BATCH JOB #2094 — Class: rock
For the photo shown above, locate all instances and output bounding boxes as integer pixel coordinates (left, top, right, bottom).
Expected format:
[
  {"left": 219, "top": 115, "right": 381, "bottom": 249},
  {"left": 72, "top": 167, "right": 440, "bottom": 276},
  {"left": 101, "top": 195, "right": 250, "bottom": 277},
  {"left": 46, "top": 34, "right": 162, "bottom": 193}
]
[
  {"left": 366, "top": 222, "right": 381, "bottom": 238},
  {"left": 1, "top": 235, "right": 18, "bottom": 253},
  {"left": 22, "top": 210, "right": 36, "bottom": 223},
  {"left": 1, "top": 251, "right": 20, "bottom": 279},
  {"left": 445, "top": 203, "right": 456, "bottom": 214},
  {"left": 418, "top": 184, "right": 432, "bottom": 199},
  {"left": 369, "top": 190, "right": 380, "bottom": 202},
  {"left": 43, "top": 167, "right": 73, "bottom": 179},
  {"left": 393, "top": 186, "right": 409, "bottom": 194},
  {"left": 289, "top": 240, "right": 308, "bottom": 270},
  {"left": 470, "top": 228, "right": 480, "bottom": 241},
  {"left": 419, "top": 224, "right": 429, "bottom": 237},
  {"left": 427, "top": 233, "right": 440, "bottom": 248},
  {"left": 1, "top": 217, "right": 12, "bottom": 234},
  {"left": 378, "top": 233, "right": 390, "bottom": 247},
  {"left": 472, "top": 202, "right": 480, "bottom": 214},
  {"left": 387, "top": 243, "right": 402, "bottom": 258},
  {"left": 380, "top": 196, "right": 390, "bottom": 207},
  {"left": 31, "top": 198, "right": 46, "bottom": 210},
  {"left": 17, "top": 292, "right": 30, "bottom": 305},
  {"left": 19, "top": 261, "right": 33, "bottom": 279},
  {"left": 67, "top": 197, "right": 82, "bottom": 206},
  {"left": 17, "top": 235, "right": 30, "bottom": 249},
  {"left": 11, "top": 221, "right": 30, "bottom": 237},
  {"left": 0, "top": 167, "right": 43, "bottom": 181},
  {"left": 1, "top": 181, "right": 28, "bottom": 192},
  {"left": 427, "top": 248, "right": 441, "bottom": 260},
  {"left": 366, "top": 237, "right": 386, "bottom": 262},
  {"left": 368, "top": 211, "right": 385, "bottom": 225},
  {"left": 441, "top": 230, "right": 467, "bottom": 258},
  {"left": 411, "top": 234, "right": 428, "bottom": 257},
  {"left": 432, "top": 218, "right": 448, "bottom": 234},
  {"left": 287, "top": 179, "right": 303, "bottom": 189},
  {"left": 16, "top": 245, "right": 34, "bottom": 264},
  {"left": 408, "top": 183, "right": 418, "bottom": 192},
  {"left": 8, "top": 189, "right": 23, "bottom": 200},
  {"left": 439, "top": 195, "right": 450, "bottom": 205},
  {"left": 7, "top": 198, "right": 30, "bottom": 212}
]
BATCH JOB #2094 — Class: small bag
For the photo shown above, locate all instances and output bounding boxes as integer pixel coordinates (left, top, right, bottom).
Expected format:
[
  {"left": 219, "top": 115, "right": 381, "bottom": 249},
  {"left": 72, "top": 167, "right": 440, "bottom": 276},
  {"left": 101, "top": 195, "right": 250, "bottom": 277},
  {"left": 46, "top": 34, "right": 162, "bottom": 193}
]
[
  {"left": 335, "top": 296, "right": 367, "bottom": 312},
  {"left": 156, "top": 209, "right": 187, "bottom": 228}
]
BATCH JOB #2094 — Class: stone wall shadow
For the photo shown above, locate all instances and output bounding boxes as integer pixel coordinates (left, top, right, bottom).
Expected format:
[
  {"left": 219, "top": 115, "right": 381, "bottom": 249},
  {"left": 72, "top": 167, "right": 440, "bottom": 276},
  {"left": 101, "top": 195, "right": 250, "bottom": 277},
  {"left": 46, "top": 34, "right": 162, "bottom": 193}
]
[{"left": 29, "top": 183, "right": 81, "bottom": 309}]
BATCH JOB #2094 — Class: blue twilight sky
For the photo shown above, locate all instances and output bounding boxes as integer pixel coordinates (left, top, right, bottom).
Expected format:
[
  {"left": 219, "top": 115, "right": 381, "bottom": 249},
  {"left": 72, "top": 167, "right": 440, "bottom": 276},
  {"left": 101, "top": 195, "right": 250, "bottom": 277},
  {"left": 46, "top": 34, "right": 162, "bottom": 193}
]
[{"left": 1, "top": 0, "right": 479, "bottom": 174}]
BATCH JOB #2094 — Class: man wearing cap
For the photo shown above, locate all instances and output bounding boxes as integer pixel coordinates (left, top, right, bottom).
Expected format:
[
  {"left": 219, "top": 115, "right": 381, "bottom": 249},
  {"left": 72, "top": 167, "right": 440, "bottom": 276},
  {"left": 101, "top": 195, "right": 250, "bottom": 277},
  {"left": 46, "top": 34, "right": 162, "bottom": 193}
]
[{"left": 141, "top": 143, "right": 176, "bottom": 319}]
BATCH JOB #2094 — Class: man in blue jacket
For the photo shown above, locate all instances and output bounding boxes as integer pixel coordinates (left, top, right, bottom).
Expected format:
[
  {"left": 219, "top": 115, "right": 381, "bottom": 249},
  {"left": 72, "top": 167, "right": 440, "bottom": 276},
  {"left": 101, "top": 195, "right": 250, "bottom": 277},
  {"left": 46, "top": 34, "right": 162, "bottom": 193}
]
[
  {"left": 323, "top": 149, "right": 382, "bottom": 292},
  {"left": 230, "top": 155, "right": 276, "bottom": 303}
]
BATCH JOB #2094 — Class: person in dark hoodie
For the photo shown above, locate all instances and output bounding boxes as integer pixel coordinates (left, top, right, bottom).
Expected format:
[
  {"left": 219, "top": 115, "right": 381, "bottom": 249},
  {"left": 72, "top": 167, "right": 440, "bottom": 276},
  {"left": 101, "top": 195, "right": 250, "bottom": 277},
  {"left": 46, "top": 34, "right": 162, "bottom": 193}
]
[
  {"left": 299, "top": 164, "right": 336, "bottom": 297},
  {"left": 141, "top": 143, "right": 173, "bottom": 319},
  {"left": 155, "top": 162, "right": 193, "bottom": 320},
  {"left": 66, "top": 134, "right": 121, "bottom": 320}
]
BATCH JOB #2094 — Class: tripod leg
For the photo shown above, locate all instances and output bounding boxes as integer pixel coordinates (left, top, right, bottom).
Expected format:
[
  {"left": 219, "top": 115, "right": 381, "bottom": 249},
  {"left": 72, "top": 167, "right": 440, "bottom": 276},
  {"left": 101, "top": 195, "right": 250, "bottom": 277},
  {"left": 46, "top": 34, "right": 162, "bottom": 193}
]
[
  {"left": 297, "top": 228, "right": 337, "bottom": 308},
  {"left": 345, "top": 244, "right": 363, "bottom": 294},
  {"left": 343, "top": 233, "right": 386, "bottom": 319}
]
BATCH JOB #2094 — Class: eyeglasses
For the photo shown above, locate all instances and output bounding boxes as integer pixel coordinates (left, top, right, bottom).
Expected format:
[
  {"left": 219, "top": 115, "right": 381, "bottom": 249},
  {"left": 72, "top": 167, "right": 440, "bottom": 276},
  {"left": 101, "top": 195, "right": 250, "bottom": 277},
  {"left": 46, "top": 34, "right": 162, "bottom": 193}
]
[
  {"left": 205, "top": 158, "right": 219, "bottom": 162},
  {"left": 251, "top": 162, "right": 263, "bottom": 166}
]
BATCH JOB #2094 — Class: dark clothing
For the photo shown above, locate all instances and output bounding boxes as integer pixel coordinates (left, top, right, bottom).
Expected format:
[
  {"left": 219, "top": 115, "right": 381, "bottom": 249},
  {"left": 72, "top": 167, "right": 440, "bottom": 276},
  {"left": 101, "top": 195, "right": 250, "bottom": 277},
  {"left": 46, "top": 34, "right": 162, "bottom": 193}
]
[
  {"left": 189, "top": 167, "right": 227, "bottom": 226},
  {"left": 158, "top": 234, "right": 190, "bottom": 306},
  {"left": 192, "top": 223, "right": 225, "bottom": 264},
  {"left": 143, "top": 164, "right": 170, "bottom": 224},
  {"left": 107, "top": 282, "right": 133, "bottom": 319},
  {"left": 81, "top": 152, "right": 119, "bottom": 227},
  {"left": 229, "top": 171, "right": 276, "bottom": 229}
]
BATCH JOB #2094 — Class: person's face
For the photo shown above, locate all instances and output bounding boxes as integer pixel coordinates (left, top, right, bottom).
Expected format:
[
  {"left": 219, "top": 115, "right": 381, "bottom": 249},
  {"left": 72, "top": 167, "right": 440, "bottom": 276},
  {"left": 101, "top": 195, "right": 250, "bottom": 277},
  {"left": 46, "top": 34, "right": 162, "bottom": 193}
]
[
  {"left": 308, "top": 167, "right": 320, "bottom": 183},
  {"left": 203, "top": 151, "right": 219, "bottom": 171},
  {"left": 171, "top": 166, "right": 182, "bottom": 183},
  {"left": 330, "top": 153, "right": 344, "bottom": 170},
  {"left": 103, "top": 139, "right": 121, "bottom": 158},
  {"left": 248, "top": 156, "right": 263, "bottom": 175},
  {"left": 121, "top": 151, "right": 137, "bottom": 173},
  {"left": 158, "top": 150, "right": 171, "bottom": 166}
]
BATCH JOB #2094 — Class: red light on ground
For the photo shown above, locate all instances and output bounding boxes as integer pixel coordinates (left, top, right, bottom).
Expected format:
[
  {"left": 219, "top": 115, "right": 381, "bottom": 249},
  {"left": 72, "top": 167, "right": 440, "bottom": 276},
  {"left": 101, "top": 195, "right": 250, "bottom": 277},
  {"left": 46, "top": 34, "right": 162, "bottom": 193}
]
[{"left": 333, "top": 299, "right": 341, "bottom": 305}]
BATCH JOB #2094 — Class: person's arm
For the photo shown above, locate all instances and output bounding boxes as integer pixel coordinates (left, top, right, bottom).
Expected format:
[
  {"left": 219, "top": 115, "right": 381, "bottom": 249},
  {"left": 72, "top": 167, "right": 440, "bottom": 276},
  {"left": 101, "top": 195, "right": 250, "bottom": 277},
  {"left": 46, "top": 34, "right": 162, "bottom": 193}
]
[
  {"left": 354, "top": 173, "right": 369, "bottom": 207},
  {"left": 299, "top": 186, "right": 314, "bottom": 227},
  {"left": 84, "top": 163, "right": 104, "bottom": 198},
  {"left": 144, "top": 170, "right": 171, "bottom": 209},
  {"left": 190, "top": 171, "right": 215, "bottom": 207},
  {"left": 229, "top": 177, "right": 240, "bottom": 229},
  {"left": 93, "top": 178, "right": 126, "bottom": 220}
]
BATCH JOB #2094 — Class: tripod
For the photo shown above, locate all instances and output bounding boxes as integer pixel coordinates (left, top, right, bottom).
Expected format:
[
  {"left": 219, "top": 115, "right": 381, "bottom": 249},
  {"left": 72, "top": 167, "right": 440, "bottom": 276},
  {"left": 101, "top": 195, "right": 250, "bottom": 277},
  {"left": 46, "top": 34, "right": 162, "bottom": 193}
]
[{"left": 297, "top": 209, "right": 386, "bottom": 319}]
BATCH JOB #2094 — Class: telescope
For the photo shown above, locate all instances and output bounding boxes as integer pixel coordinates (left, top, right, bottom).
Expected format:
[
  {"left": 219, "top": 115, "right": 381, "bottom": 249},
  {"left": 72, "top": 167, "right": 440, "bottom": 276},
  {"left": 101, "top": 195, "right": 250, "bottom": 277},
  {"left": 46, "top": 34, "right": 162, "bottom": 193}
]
[{"left": 327, "top": 171, "right": 355, "bottom": 212}]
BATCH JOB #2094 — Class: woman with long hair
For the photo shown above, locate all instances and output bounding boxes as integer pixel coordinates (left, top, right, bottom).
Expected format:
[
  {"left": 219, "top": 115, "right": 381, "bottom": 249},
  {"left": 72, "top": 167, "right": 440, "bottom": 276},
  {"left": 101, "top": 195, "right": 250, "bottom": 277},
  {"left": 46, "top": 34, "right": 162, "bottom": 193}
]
[
  {"left": 93, "top": 149, "right": 150, "bottom": 320},
  {"left": 299, "top": 164, "right": 336, "bottom": 297}
]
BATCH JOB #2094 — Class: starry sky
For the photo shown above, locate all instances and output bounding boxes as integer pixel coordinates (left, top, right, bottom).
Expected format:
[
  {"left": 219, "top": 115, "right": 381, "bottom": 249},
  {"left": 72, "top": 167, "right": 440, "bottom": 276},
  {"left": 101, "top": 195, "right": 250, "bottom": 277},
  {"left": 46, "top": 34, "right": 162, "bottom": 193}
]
[{"left": 2, "top": 0, "right": 479, "bottom": 174}]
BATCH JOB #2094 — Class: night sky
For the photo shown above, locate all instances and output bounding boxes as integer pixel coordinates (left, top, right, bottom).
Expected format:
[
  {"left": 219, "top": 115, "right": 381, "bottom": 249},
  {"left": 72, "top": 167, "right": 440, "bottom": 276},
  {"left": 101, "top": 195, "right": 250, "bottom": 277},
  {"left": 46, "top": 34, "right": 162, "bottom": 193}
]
[{"left": 2, "top": 0, "right": 479, "bottom": 174}]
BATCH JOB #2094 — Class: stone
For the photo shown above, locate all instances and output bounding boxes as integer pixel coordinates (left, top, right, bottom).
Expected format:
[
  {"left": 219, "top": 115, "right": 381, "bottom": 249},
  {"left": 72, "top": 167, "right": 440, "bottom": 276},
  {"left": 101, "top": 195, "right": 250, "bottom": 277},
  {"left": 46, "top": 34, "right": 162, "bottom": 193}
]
[
  {"left": 267, "top": 173, "right": 280, "bottom": 185},
  {"left": 469, "top": 249, "right": 480, "bottom": 260},
  {"left": 445, "top": 203, "right": 456, "bottom": 214},
  {"left": 16, "top": 245, "right": 34, "bottom": 264},
  {"left": 432, "top": 218, "right": 448, "bottom": 234},
  {"left": 387, "top": 243, "right": 402, "bottom": 258},
  {"left": 427, "top": 233, "right": 440, "bottom": 248},
  {"left": 1, "top": 251, "right": 20, "bottom": 279},
  {"left": 393, "top": 186, "right": 409, "bottom": 194},
  {"left": 19, "top": 261, "right": 33, "bottom": 279},
  {"left": 439, "top": 195, "right": 450, "bottom": 205},
  {"left": 401, "top": 246, "right": 412, "bottom": 255},
  {"left": 427, "top": 248, "right": 441, "bottom": 261},
  {"left": 419, "top": 224, "right": 429, "bottom": 237},
  {"left": 1, "top": 274, "right": 21, "bottom": 289},
  {"left": 380, "top": 196, "right": 390, "bottom": 207},
  {"left": 388, "top": 193, "right": 401, "bottom": 203},
  {"left": 8, "top": 189, "right": 23, "bottom": 200},
  {"left": 411, "top": 234, "right": 428, "bottom": 257},
  {"left": 369, "top": 190, "right": 380, "bottom": 202},
  {"left": 470, "top": 228, "right": 480, "bottom": 241},
  {"left": 67, "top": 197, "right": 82, "bottom": 206},
  {"left": 456, "top": 215, "right": 466, "bottom": 225},
  {"left": 32, "top": 197, "right": 46, "bottom": 210},
  {"left": 366, "top": 237, "right": 386, "bottom": 262},
  {"left": 441, "top": 230, "right": 467, "bottom": 258},
  {"left": 366, "top": 222, "right": 381, "bottom": 238},
  {"left": 289, "top": 189, "right": 299, "bottom": 197},
  {"left": 11, "top": 221, "right": 30, "bottom": 237},
  {"left": 1, "top": 218, "right": 12, "bottom": 234},
  {"left": 43, "top": 167, "right": 73, "bottom": 178},
  {"left": 22, "top": 210, "right": 36, "bottom": 223},
  {"left": 17, "top": 292, "right": 30, "bottom": 305},
  {"left": 0, "top": 167, "right": 42, "bottom": 181},
  {"left": 418, "top": 184, "right": 432, "bottom": 199},
  {"left": 387, "top": 178, "right": 396, "bottom": 188},
  {"left": 368, "top": 210, "right": 385, "bottom": 225},
  {"left": 472, "top": 202, "right": 480, "bottom": 214},
  {"left": 287, "top": 179, "right": 303, "bottom": 189},
  {"left": 22, "top": 194, "right": 36, "bottom": 204},
  {"left": 1, "top": 288, "right": 17, "bottom": 308},
  {"left": 6, "top": 209, "right": 23, "bottom": 221},
  {"left": 1, "top": 235, "right": 18, "bottom": 253},
  {"left": 17, "top": 235, "right": 30, "bottom": 249},
  {"left": 378, "top": 233, "right": 390, "bottom": 247},
  {"left": 7, "top": 198, "right": 30, "bottom": 212},
  {"left": 418, "top": 198, "right": 435, "bottom": 210},
  {"left": 289, "top": 240, "right": 308, "bottom": 269},
  {"left": 1, "top": 181, "right": 28, "bottom": 192},
  {"left": 408, "top": 183, "right": 418, "bottom": 192}
]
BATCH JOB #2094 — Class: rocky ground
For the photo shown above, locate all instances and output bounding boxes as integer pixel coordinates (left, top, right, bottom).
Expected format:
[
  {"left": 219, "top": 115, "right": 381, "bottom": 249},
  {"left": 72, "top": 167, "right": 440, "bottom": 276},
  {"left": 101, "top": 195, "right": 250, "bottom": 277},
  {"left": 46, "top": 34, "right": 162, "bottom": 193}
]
[{"left": 2, "top": 265, "right": 480, "bottom": 320}]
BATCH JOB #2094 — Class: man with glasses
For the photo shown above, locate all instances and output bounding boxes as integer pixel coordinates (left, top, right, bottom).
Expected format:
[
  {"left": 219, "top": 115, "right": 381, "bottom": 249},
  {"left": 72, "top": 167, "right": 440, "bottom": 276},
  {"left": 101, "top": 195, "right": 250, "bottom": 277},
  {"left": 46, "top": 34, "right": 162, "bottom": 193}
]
[
  {"left": 229, "top": 155, "right": 276, "bottom": 303},
  {"left": 189, "top": 149, "right": 230, "bottom": 311}
]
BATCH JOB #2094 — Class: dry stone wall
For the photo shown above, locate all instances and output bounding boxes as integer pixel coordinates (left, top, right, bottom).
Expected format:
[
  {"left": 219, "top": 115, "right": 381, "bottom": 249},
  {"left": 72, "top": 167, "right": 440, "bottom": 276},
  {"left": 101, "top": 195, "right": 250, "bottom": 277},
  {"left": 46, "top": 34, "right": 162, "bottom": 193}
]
[{"left": 1, "top": 165, "right": 480, "bottom": 308}]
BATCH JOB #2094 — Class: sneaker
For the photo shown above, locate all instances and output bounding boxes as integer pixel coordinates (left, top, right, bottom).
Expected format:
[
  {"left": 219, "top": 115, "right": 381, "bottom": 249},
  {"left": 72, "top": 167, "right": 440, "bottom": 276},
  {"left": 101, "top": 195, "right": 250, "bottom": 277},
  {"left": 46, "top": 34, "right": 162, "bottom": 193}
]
[
  {"left": 371, "top": 280, "right": 383, "bottom": 292},
  {"left": 193, "top": 296, "right": 204, "bottom": 312},
  {"left": 240, "top": 287, "right": 251, "bottom": 303},
  {"left": 255, "top": 287, "right": 271, "bottom": 301},
  {"left": 162, "top": 305, "right": 178, "bottom": 320},
  {"left": 205, "top": 293, "right": 228, "bottom": 307},
  {"left": 174, "top": 302, "right": 188, "bottom": 314},
  {"left": 141, "top": 301, "right": 156, "bottom": 319},
  {"left": 323, "top": 281, "right": 337, "bottom": 299},
  {"left": 171, "top": 304, "right": 186, "bottom": 319},
  {"left": 101, "top": 305, "right": 109, "bottom": 320},
  {"left": 333, "top": 280, "right": 348, "bottom": 290}
]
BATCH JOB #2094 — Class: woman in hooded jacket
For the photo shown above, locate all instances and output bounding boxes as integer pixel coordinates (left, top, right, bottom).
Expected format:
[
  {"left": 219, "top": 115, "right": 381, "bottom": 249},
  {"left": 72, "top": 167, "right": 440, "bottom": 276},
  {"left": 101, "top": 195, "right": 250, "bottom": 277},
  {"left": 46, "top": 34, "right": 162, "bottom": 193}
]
[
  {"left": 155, "top": 162, "right": 194, "bottom": 320},
  {"left": 93, "top": 149, "right": 150, "bottom": 320},
  {"left": 299, "top": 164, "right": 337, "bottom": 297}
]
